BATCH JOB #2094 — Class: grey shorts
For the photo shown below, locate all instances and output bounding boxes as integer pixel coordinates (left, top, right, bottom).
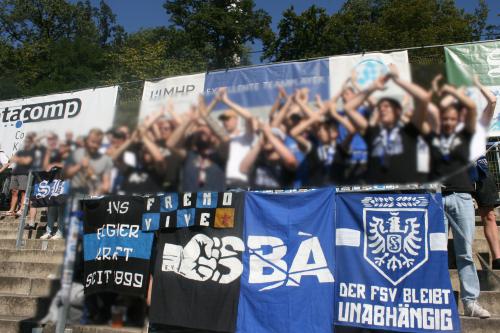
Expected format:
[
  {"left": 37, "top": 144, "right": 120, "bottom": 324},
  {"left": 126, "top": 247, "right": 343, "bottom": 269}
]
[{"left": 9, "top": 174, "right": 28, "bottom": 191}]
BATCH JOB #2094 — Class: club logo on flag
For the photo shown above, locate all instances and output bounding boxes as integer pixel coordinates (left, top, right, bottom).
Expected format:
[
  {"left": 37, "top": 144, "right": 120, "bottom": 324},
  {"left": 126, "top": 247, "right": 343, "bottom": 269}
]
[
  {"left": 362, "top": 197, "right": 428, "bottom": 286},
  {"left": 162, "top": 234, "right": 244, "bottom": 284}
]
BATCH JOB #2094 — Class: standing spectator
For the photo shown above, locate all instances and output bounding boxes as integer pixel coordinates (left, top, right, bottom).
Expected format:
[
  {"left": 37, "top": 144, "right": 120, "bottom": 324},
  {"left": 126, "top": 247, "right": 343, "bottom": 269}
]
[
  {"left": 343, "top": 65, "right": 430, "bottom": 184},
  {"left": 5, "top": 133, "right": 35, "bottom": 218},
  {"left": 0, "top": 146, "right": 11, "bottom": 209},
  {"left": 240, "top": 121, "right": 298, "bottom": 190},
  {"left": 166, "top": 105, "right": 229, "bottom": 192},
  {"left": 469, "top": 76, "right": 500, "bottom": 269},
  {"left": 289, "top": 97, "right": 356, "bottom": 186},
  {"left": 218, "top": 89, "right": 256, "bottom": 189},
  {"left": 65, "top": 129, "right": 113, "bottom": 196},
  {"left": 40, "top": 133, "right": 66, "bottom": 240},
  {"left": 427, "top": 83, "right": 490, "bottom": 318}
]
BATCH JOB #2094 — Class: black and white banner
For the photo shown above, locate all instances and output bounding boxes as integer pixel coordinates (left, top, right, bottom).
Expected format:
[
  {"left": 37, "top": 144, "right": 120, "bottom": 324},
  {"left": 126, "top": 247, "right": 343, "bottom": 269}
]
[
  {"left": 148, "top": 191, "right": 244, "bottom": 332},
  {"left": 30, "top": 168, "right": 69, "bottom": 207},
  {"left": 82, "top": 196, "right": 154, "bottom": 296}
]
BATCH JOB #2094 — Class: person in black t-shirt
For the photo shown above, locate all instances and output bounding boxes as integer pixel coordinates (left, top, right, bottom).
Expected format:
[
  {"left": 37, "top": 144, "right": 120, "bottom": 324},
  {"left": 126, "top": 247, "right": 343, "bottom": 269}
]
[
  {"left": 287, "top": 95, "right": 355, "bottom": 186},
  {"left": 343, "top": 64, "right": 430, "bottom": 184},
  {"left": 425, "top": 84, "right": 491, "bottom": 318},
  {"left": 240, "top": 120, "right": 298, "bottom": 190}
]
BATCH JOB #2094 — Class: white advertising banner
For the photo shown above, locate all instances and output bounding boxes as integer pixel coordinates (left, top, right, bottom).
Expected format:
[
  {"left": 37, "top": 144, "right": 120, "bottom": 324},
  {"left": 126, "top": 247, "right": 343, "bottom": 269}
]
[
  {"left": 0, "top": 86, "right": 118, "bottom": 157},
  {"left": 139, "top": 73, "right": 206, "bottom": 120},
  {"left": 328, "top": 51, "right": 412, "bottom": 105}
]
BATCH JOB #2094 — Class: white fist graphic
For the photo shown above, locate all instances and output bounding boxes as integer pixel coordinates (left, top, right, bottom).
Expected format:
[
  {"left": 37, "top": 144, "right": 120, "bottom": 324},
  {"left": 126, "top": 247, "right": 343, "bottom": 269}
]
[{"left": 162, "top": 234, "right": 244, "bottom": 284}]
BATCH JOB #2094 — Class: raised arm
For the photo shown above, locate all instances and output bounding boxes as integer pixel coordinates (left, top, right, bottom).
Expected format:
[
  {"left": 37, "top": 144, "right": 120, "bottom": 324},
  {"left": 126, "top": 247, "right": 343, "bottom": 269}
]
[
  {"left": 166, "top": 111, "right": 195, "bottom": 159},
  {"left": 261, "top": 123, "right": 297, "bottom": 170},
  {"left": 442, "top": 84, "right": 477, "bottom": 133},
  {"left": 139, "top": 128, "right": 165, "bottom": 163},
  {"left": 294, "top": 88, "right": 316, "bottom": 119},
  {"left": 271, "top": 95, "right": 293, "bottom": 128},
  {"left": 220, "top": 88, "right": 253, "bottom": 121},
  {"left": 269, "top": 86, "right": 287, "bottom": 120},
  {"left": 388, "top": 64, "right": 430, "bottom": 132},
  {"left": 474, "top": 75, "right": 497, "bottom": 127},
  {"left": 344, "top": 75, "right": 388, "bottom": 135}
]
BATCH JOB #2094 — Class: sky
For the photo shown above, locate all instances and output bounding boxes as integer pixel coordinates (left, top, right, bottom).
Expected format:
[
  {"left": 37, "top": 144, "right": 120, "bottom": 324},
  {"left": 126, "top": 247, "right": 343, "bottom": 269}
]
[{"left": 78, "top": 0, "right": 499, "bottom": 64}]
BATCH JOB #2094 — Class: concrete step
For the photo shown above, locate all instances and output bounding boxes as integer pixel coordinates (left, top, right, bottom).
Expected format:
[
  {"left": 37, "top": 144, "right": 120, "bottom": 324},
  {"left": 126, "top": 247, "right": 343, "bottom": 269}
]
[
  {"left": 0, "top": 228, "right": 51, "bottom": 240},
  {"left": 42, "top": 324, "right": 144, "bottom": 333},
  {"left": 450, "top": 269, "right": 500, "bottom": 292},
  {"left": 460, "top": 316, "right": 500, "bottom": 333},
  {"left": 475, "top": 215, "right": 500, "bottom": 226},
  {"left": 0, "top": 276, "right": 59, "bottom": 297},
  {"left": 449, "top": 226, "right": 500, "bottom": 240},
  {"left": 0, "top": 294, "right": 50, "bottom": 317},
  {"left": 0, "top": 262, "right": 61, "bottom": 279},
  {"left": 0, "top": 315, "right": 38, "bottom": 333},
  {"left": 457, "top": 291, "right": 500, "bottom": 315},
  {"left": 0, "top": 239, "right": 65, "bottom": 251},
  {"left": 0, "top": 249, "right": 63, "bottom": 263}
]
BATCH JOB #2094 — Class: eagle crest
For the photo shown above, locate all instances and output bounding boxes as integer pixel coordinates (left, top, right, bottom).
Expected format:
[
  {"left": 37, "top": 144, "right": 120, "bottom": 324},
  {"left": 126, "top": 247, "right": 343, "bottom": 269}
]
[{"left": 367, "top": 212, "right": 422, "bottom": 272}]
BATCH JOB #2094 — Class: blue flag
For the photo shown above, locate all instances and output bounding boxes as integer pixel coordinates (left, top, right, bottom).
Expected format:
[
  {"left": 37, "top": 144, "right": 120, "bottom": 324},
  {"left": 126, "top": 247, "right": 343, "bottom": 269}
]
[
  {"left": 335, "top": 193, "right": 460, "bottom": 332},
  {"left": 237, "top": 188, "right": 336, "bottom": 333}
]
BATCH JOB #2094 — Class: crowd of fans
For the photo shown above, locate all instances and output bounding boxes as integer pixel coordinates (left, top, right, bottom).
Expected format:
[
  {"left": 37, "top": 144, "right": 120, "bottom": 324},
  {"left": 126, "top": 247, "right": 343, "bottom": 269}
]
[{"left": 0, "top": 64, "right": 499, "bottom": 322}]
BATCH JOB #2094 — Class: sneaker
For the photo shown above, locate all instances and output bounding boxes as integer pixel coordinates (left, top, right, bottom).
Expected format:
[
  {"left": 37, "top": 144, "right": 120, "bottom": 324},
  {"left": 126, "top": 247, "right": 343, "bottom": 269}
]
[
  {"left": 463, "top": 301, "right": 491, "bottom": 318},
  {"left": 492, "top": 258, "right": 500, "bottom": 270},
  {"left": 39, "top": 233, "right": 52, "bottom": 240},
  {"left": 51, "top": 232, "right": 63, "bottom": 240},
  {"left": 24, "top": 222, "right": 35, "bottom": 230}
]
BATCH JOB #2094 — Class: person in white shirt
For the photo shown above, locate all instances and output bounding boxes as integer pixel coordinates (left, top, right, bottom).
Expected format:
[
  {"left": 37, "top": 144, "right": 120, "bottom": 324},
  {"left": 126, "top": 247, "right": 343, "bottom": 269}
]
[{"left": 217, "top": 89, "right": 256, "bottom": 189}]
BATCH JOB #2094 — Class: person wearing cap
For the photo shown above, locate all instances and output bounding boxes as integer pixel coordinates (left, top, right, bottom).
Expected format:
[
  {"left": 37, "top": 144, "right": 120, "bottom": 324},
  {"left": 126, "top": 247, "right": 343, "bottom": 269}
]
[{"left": 343, "top": 64, "right": 430, "bottom": 184}]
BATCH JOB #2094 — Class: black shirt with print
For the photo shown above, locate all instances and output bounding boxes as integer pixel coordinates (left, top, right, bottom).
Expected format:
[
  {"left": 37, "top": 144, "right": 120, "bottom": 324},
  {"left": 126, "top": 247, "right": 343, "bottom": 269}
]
[
  {"left": 428, "top": 128, "right": 474, "bottom": 193},
  {"left": 363, "top": 122, "right": 421, "bottom": 184}
]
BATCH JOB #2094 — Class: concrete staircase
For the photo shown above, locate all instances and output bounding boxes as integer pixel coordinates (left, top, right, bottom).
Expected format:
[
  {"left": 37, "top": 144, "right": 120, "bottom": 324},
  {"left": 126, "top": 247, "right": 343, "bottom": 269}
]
[
  {"left": 0, "top": 212, "right": 499, "bottom": 332},
  {"left": 0, "top": 214, "right": 63, "bottom": 333}
]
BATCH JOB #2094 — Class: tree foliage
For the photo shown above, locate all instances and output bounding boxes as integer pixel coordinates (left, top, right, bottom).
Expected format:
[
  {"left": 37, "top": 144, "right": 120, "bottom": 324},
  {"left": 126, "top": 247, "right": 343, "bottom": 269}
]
[
  {"left": 263, "top": 0, "right": 494, "bottom": 62},
  {"left": 163, "top": 0, "right": 273, "bottom": 69}
]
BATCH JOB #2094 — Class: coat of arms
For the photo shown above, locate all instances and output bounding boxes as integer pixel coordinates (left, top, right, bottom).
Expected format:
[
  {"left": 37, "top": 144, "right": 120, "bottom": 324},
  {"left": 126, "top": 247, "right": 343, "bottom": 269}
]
[{"left": 364, "top": 208, "right": 428, "bottom": 286}]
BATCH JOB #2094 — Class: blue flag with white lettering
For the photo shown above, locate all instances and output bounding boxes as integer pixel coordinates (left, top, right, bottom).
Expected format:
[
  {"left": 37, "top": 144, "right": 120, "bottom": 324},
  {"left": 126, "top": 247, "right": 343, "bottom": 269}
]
[
  {"left": 334, "top": 193, "right": 460, "bottom": 332},
  {"left": 237, "top": 188, "right": 336, "bottom": 333}
]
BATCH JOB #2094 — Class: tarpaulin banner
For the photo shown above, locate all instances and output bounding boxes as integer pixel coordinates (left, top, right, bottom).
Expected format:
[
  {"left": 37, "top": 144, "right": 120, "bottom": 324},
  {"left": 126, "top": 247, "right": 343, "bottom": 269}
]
[
  {"left": 237, "top": 188, "right": 336, "bottom": 333},
  {"left": 139, "top": 51, "right": 410, "bottom": 121},
  {"left": 82, "top": 196, "right": 153, "bottom": 296},
  {"left": 0, "top": 86, "right": 118, "bottom": 157},
  {"left": 139, "top": 73, "right": 206, "bottom": 120},
  {"left": 147, "top": 191, "right": 245, "bottom": 332},
  {"left": 30, "top": 167, "right": 69, "bottom": 207},
  {"left": 334, "top": 192, "right": 460, "bottom": 332},
  {"left": 329, "top": 51, "right": 412, "bottom": 104},
  {"left": 445, "top": 41, "right": 500, "bottom": 136}
]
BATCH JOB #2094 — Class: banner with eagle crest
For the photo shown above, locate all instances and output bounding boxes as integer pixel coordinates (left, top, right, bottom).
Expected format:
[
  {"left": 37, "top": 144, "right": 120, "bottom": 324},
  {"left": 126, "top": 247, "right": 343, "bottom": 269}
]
[{"left": 334, "top": 192, "right": 460, "bottom": 333}]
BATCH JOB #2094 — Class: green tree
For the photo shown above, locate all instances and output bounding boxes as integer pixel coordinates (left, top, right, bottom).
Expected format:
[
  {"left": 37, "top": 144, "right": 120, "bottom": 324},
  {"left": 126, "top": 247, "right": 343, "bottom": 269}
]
[
  {"left": 263, "top": 0, "right": 492, "bottom": 62},
  {"left": 0, "top": 0, "right": 124, "bottom": 99},
  {"left": 163, "top": 0, "right": 272, "bottom": 69}
]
